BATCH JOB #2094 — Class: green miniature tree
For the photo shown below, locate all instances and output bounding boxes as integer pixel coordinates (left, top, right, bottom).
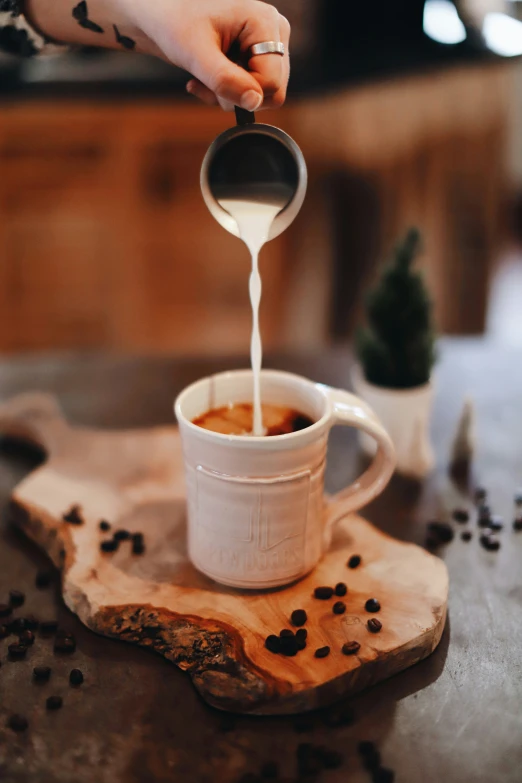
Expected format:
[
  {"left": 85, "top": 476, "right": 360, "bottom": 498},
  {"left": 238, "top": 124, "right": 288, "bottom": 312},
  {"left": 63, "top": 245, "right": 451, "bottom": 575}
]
[{"left": 356, "top": 228, "right": 436, "bottom": 389}]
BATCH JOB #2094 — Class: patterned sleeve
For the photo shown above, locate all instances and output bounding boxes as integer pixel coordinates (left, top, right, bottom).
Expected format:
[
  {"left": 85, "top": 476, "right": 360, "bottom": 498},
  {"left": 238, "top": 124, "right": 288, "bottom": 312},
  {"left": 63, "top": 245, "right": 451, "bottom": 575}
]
[{"left": 0, "top": 0, "right": 66, "bottom": 56}]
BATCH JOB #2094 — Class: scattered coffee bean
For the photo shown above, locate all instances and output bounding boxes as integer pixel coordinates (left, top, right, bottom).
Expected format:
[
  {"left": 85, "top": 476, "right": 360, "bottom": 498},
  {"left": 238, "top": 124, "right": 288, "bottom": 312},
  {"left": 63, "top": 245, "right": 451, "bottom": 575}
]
[
  {"left": 363, "top": 747, "right": 381, "bottom": 771},
  {"left": 54, "top": 633, "right": 76, "bottom": 654},
  {"left": 19, "top": 630, "right": 35, "bottom": 646},
  {"left": 314, "top": 586, "right": 334, "bottom": 600},
  {"left": 342, "top": 641, "right": 361, "bottom": 655},
  {"left": 335, "top": 582, "right": 347, "bottom": 596},
  {"left": 99, "top": 520, "right": 111, "bottom": 532},
  {"left": 295, "top": 628, "right": 308, "bottom": 643},
  {"left": 131, "top": 532, "right": 145, "bottom": 555},
  {"left": 114, "top": 529, "right": 131, "bottom": 542},
  {"left": 474, "top": 487, "right": 487, "bottom": 503},
  {"left": 348, "top": 555, "right": 361, "bottom": 569},
  {"left": 452, "top": 508, "right": 469, "bottom": 523},
  {"left": 365, "top": 598, "right": 380, "bottom": 613},
  {"left": 7, "top": 714, "right": 28, "bottom": 732},
  {"left": 279, "top": 635, "right": 298, "bottom": 657},
  {"left": 33, "top": 666, "right": 51, "bottom": 681},
  {"left": 46, "top": 695, "right": 63, "bottom": 710},
  {"left": 260, "top": 761, "right": 278, "bottom": 779},
  {"left": 478, "top": 505, "right": 491, "bottom": 526},
  {"left": 480, "top": 534, "right": 500, "bottom": 552},
  {"left": 69, "top": 668, "right": 84, "bottom": 686},
  {"left": 63, "top": 505, "right": 83, "bottom": 525},
  {"left": 0, "top": 624, "right": 10, "bottom": 639},
  {"left": 296, "top": 636, "right": 307, "bottom": 651},
  {"left": 372, "top": 768, "right": 395, "bottom": 783},
  {"left": 8, "top": 643, "right": 28, "bottom": 660},
  {"left": 367, "top": 618, "right": 383, "bottom": 633},
  {"left": 296, "top": 743, "right": 323, "bottom": 777},
  {"left": 427, "top": 521, "right": 454, "bottom": 543},
  {"left": 9, "top": 590, "right": 25, "bottom": 608},
  {"left": 333, "top": 601, "right": 346, "bottom": 615},
  {"left": 515, "top": 489, "right": 522, "bottom": 506},
  {"left": 358, "top": 740, "right": 377, "bottom": 757},
  {"left": 314, "top": 646, "right": 330, "bottom": 658},
  {"left": 25, "top": 615, "right": 40, "bottom": 631},
  {"left": 0, "top": 603, "right": 12, "bottom": 618},
  {"left": 265, "top": 635, "right": 280, "bottom": 653},
  {"left": 100, "top": 539, "right": 118, "bottom": 553},
  {"left": 280, "top": 629, "right": 294, "bottom": 638},
  {"left": 318, "top": 748, "right": 344, "bottom": 769},
  {"left": 461, "top": 531, "right": 472, "bottom": 542},
  {"left": 322, "top": 703, "right": 355, "bottom": 728},
  {"left": 40, "top": 620, "right": 59, "bottom": 636},
  {"left": 488, "top": 515, "right": 503, "bottom": 531},
  {"left": 35, "top": 570, "right": 52, "bottom": 589},
  {"left": 290, "top": 609, "right": 307, "bottom": 627},
  {"left": 10, "top": 617, "right": 27, "bottom": 633},
  {"left": 513, "top": 517, "right": 522, "bottom": 531}
]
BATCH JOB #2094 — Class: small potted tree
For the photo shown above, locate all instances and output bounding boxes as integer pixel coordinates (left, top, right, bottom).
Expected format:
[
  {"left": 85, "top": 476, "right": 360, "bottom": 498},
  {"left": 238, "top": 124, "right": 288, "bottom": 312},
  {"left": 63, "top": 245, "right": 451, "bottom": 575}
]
[{"left": 353, "top": 228, "right": 437, "bottom": 479}]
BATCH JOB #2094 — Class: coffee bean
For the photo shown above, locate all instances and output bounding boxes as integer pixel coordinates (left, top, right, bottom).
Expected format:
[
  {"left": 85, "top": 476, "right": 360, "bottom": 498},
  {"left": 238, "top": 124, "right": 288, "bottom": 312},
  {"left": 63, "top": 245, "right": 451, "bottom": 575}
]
[
  {"left": 474, "top": 487, "right": 487, "bottom": 503},
  {"left": 461, "top": 531, "right": 472, "bottom": 542},
  {"left": 296, "top": 636, "right": 307, "bottom": 651},
  {"left": 314, "top": 646, "right": 330, "bottom": 658},
  {"left": 367, "top": 618, "right": 383, "bottom": 633},
  {"left": 35, "top": 570, "right": 52, "bottom": 589},
  {"left": 342, "top": 641, "right": 361, "bottom": 655},
  {"left": 0, "top": 624, "right": 10, "bottom": 639},
  {"left": 296, "top": 743, "right": 323, "bottom": 777},
  {"left": 69, "top": 668, "right": 84, "bottom": 686},
  {"left": 515, "top": 489, "right": 522, "bottom": 506},
  {"left": 295, "top": 628, "right": 307, "bottom": 642},
  {"left": 365, "top": 598, "right": 380, "bottom": 613},
  {"left": 427, "top": 522, "right": 454, "bottom": 543},
  {"left": 480, "top": 534, "right": 500, "bottom": 552},
  {"left": 265, "top": 634, "right": 280, "bottom": 653},
  {"left": 333, "top": 601, "right": 346, "bottom": 615},
  {"left": 25, "top": 615, "right": 39, "bottom": 631},
  {"left": 99, "top": 520, "right": 111, "bottom": 532},
  {"left": 100, "top": 539, "right": 118, "bottom": 553},
  {"left": 0, "top": 603, "right": 12, "bottom": 618},
  {"left": 8, "top": 643, "right": 28, "bottom": 660},
  {"left": 33, "top": 666, "right": 51, "bottom": 681},
  {"left": 488, "top": 515, "right": 503, "bottom": 531},
  {"left": 358, "top": 740, "right": 377, "bottom": 757},
  {"left": 348, "top": 555, "right": 361, "bottom": 569},
  {"left": 318, "top": 748, "right": 344, "bottom": 769},
  {"left": 54, "top": 633, "right": 76, "bottom": 653},
  {"left": 425, "top": 535, "right": 439, "bottom": 550},
  {"left": 314, "top": 586, "right": 334, "bottom": 600},
  {"left": 513, "top": 517, "right": 522, "bottom": 531},
  {"left": 280, "top": 629, "right": 294, "bottom": 638},
  {"left": 9, "top": 590, "right": 25, "bottom": 608},
  {"left": 46, "top": 695, "right": 63, "bottom": 710},
  {"left": 131, "top": 532, "right": 145, "bottom": 555},
  {"left": 114, "top": 529, "right": 131, "bottom": 542},
  {"left": 63, "top": 505, "right": 83, "bottom": 525},
  {"left": 452, "top": 509, "right": 469, "bottom": 523},
  {"left": 40, "top": 620, "right": 59, "bottom": 636},
  {"left": 260, "top": 761, "right": 278, "bottom": 779},
  {"left": 363, "top": 748, "right": 381, "bottom": 771},
  {"left": 8, "top": 714, "right": 28, "bottom": 732},
  {"left": 372, "top": 768, "right": 395, "bottom": 783},
  {"left": 10, "top": 617, "right": 27, "bottom": 633},
  {"left": 279, "top": 635, "right": 298, "bottom": 657},
  {"left": 335, "top": 582, "right": 347, "bottom": 596},
  {"left": 19, "top": 630, "right": 35, "bottom": 646},
  {"left": 290, "top": 609, "right": 307, "bottom": 627}
]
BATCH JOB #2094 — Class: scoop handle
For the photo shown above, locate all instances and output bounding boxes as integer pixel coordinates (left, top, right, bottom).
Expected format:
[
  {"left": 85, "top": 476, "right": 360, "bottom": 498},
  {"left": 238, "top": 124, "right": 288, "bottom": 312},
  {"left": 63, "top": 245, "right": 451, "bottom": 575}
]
[
  {"left": 227, "top": 40, "right": 256, "bottom": 126},
  {"left": 235, "top": 106, "right": 256, "bottom": 126}
]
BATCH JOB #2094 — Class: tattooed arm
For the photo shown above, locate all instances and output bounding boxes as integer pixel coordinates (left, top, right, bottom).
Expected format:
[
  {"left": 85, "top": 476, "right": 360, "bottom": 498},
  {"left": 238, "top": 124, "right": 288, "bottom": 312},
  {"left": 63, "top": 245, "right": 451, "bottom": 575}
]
[{"left": 6, "top": 0, "right": 290, "bottom": 110}]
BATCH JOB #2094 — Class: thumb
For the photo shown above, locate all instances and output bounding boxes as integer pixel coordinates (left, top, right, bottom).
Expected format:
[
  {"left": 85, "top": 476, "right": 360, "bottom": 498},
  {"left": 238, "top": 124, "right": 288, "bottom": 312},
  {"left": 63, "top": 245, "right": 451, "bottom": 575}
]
[{"left": 189, "top": 43, "right": 264, "bottom": 111}]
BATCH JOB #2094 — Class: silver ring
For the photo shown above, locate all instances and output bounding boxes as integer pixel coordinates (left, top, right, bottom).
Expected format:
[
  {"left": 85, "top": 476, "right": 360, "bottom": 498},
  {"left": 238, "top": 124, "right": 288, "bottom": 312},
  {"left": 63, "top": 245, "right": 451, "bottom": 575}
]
[{"left": 250, "top": 41, "right": 285, "bottom": 57}]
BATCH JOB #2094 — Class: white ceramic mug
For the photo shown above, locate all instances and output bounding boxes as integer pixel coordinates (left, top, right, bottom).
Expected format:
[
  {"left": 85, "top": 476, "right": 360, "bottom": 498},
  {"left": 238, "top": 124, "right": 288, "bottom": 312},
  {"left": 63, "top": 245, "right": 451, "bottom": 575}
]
[{"left": 175, "top": 370, "right": 396, "bottom": 589}]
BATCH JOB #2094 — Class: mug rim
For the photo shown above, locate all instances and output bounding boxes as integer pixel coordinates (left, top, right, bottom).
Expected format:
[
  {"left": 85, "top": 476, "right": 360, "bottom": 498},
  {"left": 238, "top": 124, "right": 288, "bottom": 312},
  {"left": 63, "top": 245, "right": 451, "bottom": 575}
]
[{"left": 174, "top": 368, "right": 331, "bottom": 447}]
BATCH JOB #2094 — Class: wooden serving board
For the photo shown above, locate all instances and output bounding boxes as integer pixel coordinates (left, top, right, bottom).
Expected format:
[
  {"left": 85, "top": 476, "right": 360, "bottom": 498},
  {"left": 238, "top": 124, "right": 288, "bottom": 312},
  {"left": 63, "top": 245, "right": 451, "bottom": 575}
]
[{"left": 0, "top": 392, "right": 449, "bottom": 715}]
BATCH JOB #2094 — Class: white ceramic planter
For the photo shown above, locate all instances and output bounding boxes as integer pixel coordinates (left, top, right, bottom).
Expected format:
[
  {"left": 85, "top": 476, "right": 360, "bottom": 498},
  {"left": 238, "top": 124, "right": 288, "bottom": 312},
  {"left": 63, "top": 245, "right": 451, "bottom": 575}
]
[{"left": 352, "top": 365, "right": 435, "bottom": 479}]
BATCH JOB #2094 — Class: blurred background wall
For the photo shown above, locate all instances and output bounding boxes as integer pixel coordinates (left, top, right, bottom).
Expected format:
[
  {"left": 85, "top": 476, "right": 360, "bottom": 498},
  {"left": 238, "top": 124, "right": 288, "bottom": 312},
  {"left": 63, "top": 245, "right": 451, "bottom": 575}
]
[{"left": 0, "top": 0, "right": 521, "bottom": 356}]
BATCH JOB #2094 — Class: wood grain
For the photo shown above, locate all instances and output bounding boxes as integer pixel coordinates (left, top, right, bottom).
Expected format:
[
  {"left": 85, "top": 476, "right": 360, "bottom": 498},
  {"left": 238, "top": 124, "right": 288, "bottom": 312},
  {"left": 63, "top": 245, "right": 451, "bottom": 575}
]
[{"left": 0, "top": 391, "right": 448, "bottom": 714}]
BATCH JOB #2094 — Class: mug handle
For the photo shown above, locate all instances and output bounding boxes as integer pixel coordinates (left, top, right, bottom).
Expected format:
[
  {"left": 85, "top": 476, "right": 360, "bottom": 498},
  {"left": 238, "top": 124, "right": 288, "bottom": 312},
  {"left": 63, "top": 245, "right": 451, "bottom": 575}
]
[{"left": 322, "top": 387, "right": 396, "bottom": 549}]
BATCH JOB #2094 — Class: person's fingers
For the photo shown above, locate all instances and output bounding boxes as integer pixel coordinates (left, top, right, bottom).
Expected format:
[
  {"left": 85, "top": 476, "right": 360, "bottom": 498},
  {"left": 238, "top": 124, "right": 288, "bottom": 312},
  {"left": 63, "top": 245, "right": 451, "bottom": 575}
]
[
  {"left": 184, "top": 27, "right": 263, "bottom": 111},
  {"left": 186, "top": 79, "right": 218, "bottom": 106},
  {"left": 240, "top": 3, "right": 284, "bottom": 99},
  {"left": 258, "top": 14, "right": 290, "bottom": 110}
]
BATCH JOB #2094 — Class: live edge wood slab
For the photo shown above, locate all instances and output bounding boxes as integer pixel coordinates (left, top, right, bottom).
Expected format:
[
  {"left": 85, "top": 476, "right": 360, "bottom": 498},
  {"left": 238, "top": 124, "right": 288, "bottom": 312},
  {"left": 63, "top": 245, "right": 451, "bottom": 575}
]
[{"left": 0, "top": 392, "right": 448, "bottom": 715}]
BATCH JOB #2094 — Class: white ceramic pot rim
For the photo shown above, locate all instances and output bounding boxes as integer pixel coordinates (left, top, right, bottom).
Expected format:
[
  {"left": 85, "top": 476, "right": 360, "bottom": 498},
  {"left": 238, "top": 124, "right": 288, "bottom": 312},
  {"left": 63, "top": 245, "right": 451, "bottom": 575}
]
[
  {"left": 352, "top": 364, "right": 433, "bottom": 398},
  {"left": 174, "top": 369, "right": 333, "bottom": 450}
]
